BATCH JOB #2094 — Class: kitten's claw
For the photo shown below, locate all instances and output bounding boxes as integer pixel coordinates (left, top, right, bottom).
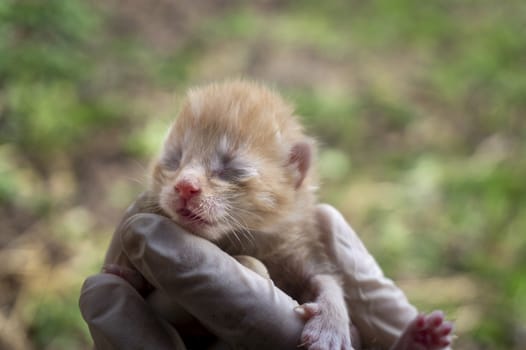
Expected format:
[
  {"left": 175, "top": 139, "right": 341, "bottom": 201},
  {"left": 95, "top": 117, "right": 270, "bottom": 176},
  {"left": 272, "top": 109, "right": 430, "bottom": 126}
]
[{"left": 294, "top": 302, "right": 321, "bottom": 320}]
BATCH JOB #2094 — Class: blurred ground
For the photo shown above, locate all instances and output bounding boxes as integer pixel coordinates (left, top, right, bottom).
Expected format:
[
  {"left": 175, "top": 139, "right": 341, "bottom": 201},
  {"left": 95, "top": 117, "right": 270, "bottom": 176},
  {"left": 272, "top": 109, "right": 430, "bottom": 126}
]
[{"left": 0, "top": 0, "right": 525, "bottom": 349}]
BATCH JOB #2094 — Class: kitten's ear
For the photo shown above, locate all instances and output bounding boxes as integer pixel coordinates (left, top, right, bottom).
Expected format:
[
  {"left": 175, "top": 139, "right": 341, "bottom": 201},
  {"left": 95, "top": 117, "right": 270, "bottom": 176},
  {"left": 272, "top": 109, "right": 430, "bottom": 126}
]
[{"left": 288, "top": 141, "right": 312, "bottom": 189}]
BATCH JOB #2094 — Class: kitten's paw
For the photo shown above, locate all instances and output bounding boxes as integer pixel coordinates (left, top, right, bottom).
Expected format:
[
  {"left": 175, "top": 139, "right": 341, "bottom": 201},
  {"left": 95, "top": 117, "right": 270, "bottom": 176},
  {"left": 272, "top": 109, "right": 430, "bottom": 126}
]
[
  {"left": 298, "top": 303, "right": 352, "bottom": 350},
  {"left": 392, "top": 310, "right": 453, "bottom": 350},
  {"left": 234, "top": 255, "right": 270, "bottom": 278}
]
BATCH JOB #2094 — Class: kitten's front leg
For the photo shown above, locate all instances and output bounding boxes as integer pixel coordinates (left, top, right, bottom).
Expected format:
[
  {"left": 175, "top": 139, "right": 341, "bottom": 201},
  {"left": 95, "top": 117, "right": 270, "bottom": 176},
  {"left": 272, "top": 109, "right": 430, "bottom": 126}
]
[{"left": 297, "top": 274, "right": 353, "bottom": 350}]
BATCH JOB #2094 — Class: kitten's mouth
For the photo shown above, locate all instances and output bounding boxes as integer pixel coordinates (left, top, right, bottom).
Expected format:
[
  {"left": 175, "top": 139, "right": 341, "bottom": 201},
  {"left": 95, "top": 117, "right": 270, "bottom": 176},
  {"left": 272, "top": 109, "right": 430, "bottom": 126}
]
[{"left": 176, "top": 208, "right": 211, "bottom": 227}]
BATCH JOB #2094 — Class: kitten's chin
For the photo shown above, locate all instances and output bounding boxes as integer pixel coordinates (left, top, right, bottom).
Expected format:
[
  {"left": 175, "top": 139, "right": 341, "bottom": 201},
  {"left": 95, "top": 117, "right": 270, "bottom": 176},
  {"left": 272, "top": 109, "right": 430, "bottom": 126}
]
[
  {"left": 159, "top": 202, "right": 232, "bottom": 242},
  {"left": 164, "top": 211, "right": 226, "bottom": 242}
]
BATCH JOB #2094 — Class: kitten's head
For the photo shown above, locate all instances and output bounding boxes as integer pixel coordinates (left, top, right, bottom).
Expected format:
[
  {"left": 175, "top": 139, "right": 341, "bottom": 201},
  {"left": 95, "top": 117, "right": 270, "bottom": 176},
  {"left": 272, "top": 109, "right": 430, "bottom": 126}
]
[{"left": 149, "top": 80, "right": 317, "bottom": 241}]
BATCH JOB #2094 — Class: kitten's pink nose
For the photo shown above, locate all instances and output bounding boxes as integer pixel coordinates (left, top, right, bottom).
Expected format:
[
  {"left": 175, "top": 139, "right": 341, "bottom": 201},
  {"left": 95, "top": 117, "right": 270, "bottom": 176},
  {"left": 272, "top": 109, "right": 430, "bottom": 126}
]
[{"left": 175, "top": 179, "right": 201, "bottom": 200}]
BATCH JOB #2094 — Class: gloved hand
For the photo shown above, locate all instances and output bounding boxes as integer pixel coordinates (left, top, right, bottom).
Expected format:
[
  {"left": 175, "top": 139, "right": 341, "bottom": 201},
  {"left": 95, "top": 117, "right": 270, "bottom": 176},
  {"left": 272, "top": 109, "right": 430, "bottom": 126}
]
[
  {"left": 316, "top": 204, "right": 418, "bottom": 349},
  {"left": 79, "top": 194, "right": 305, "bottom": 350},
  {"left": 316, "top": 205, "right": 453, "bottom": 350},
  {"left": 79, "top": 195, "right": 431, "bottom": 350}
]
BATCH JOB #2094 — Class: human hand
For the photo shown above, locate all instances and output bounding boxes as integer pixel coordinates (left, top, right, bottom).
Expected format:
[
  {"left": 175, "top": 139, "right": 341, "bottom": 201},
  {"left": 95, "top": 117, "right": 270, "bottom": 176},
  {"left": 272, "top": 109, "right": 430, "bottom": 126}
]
[
  {"left": 79, "top": 194, "right": 305, "bottom": 350},
  {"left": 316, "top": 204, "right": 453, "bottom": 350}
]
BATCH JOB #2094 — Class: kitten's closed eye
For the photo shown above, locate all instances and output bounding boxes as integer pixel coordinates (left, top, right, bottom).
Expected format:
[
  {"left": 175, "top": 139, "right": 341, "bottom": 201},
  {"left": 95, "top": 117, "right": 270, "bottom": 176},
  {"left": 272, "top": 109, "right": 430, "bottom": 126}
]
[
  {"left": 161, "top": 148, "right": 182, "bottom": 170},
  {"left": 212, "top": 155, "right": 257, "bottom": 182}
]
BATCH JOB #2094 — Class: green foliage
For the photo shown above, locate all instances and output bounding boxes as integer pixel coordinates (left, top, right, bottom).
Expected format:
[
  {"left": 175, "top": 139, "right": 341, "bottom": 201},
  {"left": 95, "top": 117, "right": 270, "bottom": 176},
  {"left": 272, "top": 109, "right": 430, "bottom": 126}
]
[
  {"left": 0, "top": 1, "right": 115, "bottom": 348},
  {"left": 28, "top": 292, "right": 91, "bottom": 350},
  {"left": 0, "top": 0, "right": 99, "bottom": 80},
  {"left": 0, "top": 0, "right": 116, "bottom": 161},
  {"left": 1, "top": 0, "right": 525, "bottom": 349},
  {"left": 5, "top": 81, "right": 114, "bottom": 157}
]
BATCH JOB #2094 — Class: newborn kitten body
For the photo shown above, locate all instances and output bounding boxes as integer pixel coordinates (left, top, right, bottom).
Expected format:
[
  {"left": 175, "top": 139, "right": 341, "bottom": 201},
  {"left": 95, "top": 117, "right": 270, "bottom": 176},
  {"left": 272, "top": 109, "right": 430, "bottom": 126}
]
[
  {"left": 150, "top": 80, "right": 350, "bottom": 349},
  {"left": 143, "top": 80, "right": 452, "bottom": 350}
]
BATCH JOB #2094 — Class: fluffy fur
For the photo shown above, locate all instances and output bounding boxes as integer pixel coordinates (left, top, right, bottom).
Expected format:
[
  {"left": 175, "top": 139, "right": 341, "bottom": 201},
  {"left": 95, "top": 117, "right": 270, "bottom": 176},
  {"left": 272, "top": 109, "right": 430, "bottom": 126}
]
[
  {"left": 149, "top": 81, "right": 329, "bottom": 287},
  {"left": 148, "top": 80, "right": 351, "bottom": 348},
  {"left": 141, "top": 80, "right": 453, "bottom": 350}
]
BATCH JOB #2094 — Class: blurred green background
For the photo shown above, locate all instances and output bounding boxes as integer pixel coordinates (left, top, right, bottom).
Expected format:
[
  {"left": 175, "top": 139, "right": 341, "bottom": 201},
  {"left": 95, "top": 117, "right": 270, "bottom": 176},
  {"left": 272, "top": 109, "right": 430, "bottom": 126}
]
[{"left": 0, "top": 0, "right": 525, "bottom": 349}]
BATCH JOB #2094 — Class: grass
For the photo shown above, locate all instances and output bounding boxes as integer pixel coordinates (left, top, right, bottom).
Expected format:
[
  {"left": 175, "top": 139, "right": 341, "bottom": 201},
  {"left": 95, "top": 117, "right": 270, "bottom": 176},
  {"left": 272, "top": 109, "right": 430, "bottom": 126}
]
[{"left": 1, "top": 0, "right": 525, "bottom": 349}]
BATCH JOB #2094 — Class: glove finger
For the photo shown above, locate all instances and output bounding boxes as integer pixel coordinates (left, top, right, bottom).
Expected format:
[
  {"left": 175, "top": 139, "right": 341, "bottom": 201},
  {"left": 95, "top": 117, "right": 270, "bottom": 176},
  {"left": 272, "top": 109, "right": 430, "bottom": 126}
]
[
  {"left": 315, "top": 204, "right": 418, "bottom": 348},
  {"left": 79, "top": 273, "right": 186, "bottom": 350},
  {"left": 121, "top": 213, "right": 305, "bottom": 350},
  {"left": 104, "top": 192, "right": 161, "bottom": 267}
]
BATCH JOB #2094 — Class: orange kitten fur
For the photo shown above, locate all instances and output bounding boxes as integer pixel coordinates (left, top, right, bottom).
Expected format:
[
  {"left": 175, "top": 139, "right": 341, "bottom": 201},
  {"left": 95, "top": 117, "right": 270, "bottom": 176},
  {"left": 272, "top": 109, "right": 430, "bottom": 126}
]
[{"left": 149, "top": 80, "right": 351, "bottom": 349}]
